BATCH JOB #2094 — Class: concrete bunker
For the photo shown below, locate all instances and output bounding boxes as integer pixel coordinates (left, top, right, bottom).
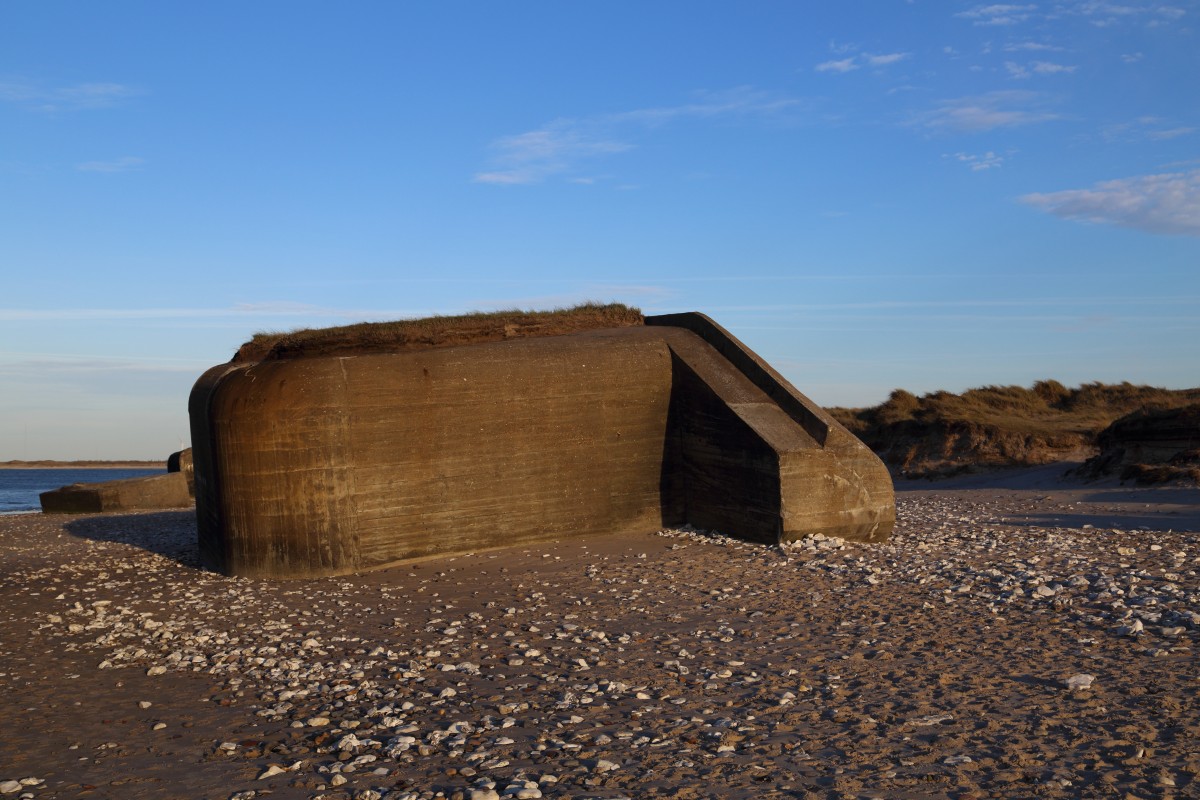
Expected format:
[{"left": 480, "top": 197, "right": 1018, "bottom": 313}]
[
  {"left": 39, "top": 448, "right": 195, "bottom": 514},
  {"left": 190, "top": 309, "right": 894, "bottom": 578}
]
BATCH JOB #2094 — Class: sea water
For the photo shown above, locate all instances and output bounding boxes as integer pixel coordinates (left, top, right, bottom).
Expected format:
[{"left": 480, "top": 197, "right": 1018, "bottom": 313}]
[{"left": 0, "top": 469, "right": 164, "bottom": 514}]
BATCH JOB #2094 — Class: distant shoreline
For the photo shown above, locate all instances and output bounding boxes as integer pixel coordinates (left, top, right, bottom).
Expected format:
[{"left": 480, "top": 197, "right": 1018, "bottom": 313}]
[{"left": 0, "top": 461, "right": 166, "bottom": 470}]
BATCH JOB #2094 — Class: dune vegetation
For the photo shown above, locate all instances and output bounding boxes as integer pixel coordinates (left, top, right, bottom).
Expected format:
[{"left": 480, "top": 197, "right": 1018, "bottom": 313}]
[{"left": 828, "top": 380, "right": 1200, "bottom": 479}]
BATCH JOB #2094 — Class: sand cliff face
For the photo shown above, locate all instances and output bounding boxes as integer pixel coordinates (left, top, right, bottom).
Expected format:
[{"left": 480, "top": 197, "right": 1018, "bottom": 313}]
[
  {"left": 865, "top": 418, "right": 1089, "bottom": 478},
  {"left": 1077, "top": 404, "right": 1200, "bottom": 485},
  {"left": 830, "top": 382, "right": 1200, "bottom": 480}
]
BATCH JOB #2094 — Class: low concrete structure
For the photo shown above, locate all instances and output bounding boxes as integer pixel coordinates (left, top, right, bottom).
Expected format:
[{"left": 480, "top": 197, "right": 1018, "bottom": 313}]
[
  {"left": 167, "top": 448, "right": 195, "bottom": 496},
  {"left": 40, "top": 472, "right": 192, "bottom": 514},
  {"left": 190, "top": 312, "right": 894, "bottom": 578}
]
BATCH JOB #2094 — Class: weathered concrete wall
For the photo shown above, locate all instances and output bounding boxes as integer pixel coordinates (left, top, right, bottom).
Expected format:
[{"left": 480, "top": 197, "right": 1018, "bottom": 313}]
[
  {"left": 167, "top": 448, "right": 195, "bottom": 496},
  {"left": 40, "top": 472, "right": 192, "bottom": 514},
  {"left": 191, "top": 315, "right": 894, "bottom": 578}
]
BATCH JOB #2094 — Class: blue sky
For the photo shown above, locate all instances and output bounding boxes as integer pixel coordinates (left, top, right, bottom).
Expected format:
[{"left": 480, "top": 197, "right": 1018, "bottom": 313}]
[{"left": 2, "top": 2, "right": 1198, "bottom": 459}]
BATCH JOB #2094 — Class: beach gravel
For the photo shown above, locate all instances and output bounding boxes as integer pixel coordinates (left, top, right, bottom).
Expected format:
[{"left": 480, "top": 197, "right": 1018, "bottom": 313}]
[{"left": 1, "top": 468, "right": 1198, "bottom": 798}]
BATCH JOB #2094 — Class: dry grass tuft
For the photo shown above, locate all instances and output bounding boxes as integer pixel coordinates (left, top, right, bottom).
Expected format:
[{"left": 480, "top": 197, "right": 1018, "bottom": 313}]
[{"left": 233, "top": 302, "right": 644, "bottom": 363}]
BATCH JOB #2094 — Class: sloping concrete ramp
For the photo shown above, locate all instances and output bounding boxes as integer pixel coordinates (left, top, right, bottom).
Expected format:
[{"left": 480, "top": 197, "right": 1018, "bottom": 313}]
[{"left": 190, "top": 312, "right": 893, "bottom": 578}]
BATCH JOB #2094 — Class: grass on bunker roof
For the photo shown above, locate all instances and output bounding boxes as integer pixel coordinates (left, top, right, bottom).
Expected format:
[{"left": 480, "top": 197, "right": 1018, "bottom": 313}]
[{"left": 232, "top": 302, "right": 645, "bottom": 362}]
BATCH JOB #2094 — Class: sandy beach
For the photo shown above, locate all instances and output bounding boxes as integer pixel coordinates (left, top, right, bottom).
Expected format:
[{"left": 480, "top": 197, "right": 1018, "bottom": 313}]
[{"left": 2, "top": 464, "right": 1198, "bottom": 800}]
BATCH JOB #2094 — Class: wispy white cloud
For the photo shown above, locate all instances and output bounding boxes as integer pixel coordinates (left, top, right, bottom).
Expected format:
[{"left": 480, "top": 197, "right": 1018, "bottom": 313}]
[
  {"left": 1148, "top": 127, "right": 1196, "bottom": 140},
  {"left": 474, "top": 87, "right": 803, "bottom": 185},
  {"left": 1004, "top": 41, "right": 1065, "bottom": 52},
  {"left": 948, "top": 151, "right": 1005, "bottom": 170},
  {"left": 956, "top": 4, "right": 1038, "bottom": 26},
  {"left": 0, "top": 354, "right": 209, "bottom": 374},
  {"left": 606, "top": 88, "right": 802, "bottom": 127},
  {"left": 918, "top": 90, "right": 1061, "bottom": 132},
  {"left": 702, "top": 295, "right": 1200, "bottom": 313},
  {"left": 1072, "top": 1, "right": 1187, "bottom": 26},
  {"left": 815, "top": 58, "right": 859, "bottom": 73},
  {"left": 77, "top": 156, "right": 145, "bottom": 173},
  {"left": 0, "top": 79, "right": 140, "bottom": 111},
  {"left": 474, "top": 127, "right": 631, "bottom": 185},
  {"left": 867, "top": 52, "right": 912, "bottom": 68},
  {"left": 0, "top": 302, "right": 432, "bottom": 323},
  {"left": 1021, "top": 169, "right": 1200, "bottom": 236},
  {"left": 1006, "top": 60, "right": 1078, "bottom": 78},
  {"left": 1032, "top": 60, "right": 1077, "bottom": 74},
  {"left": 956, "top": 2, "right": 1186, "bottom": 29},
  {"left": 1101, "top": 115, "right": 1196, "bottom": 142},
  {"left": 816, "top": 48, "right": 910, "bottom": 73}
]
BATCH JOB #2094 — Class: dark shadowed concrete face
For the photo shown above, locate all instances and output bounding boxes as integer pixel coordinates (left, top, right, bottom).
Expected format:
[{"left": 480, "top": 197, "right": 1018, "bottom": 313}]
[
  {"left": 167, "top": 448, "right": 194, "bottom": 497},
  {"left": 190, "top": 315, "right": 894, "bottom": 578}
]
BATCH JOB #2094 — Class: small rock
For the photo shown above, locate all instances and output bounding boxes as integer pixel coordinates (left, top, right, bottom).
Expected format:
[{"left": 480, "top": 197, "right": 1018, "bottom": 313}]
[
  {"left": 256, "top": 765, "right": 287, "bottom": 780},
  {"left": 0, "top": 782, "right": 21, "bottom": 795},
  {"left": 1117, "top": 619, "right": 1144, "bottom": 636},
  {"left": 1064, "top": 673, "right": 1095, "bottom": 690},
  {"left": 335, "top": 733, "right": 362, "bottom": 751}
]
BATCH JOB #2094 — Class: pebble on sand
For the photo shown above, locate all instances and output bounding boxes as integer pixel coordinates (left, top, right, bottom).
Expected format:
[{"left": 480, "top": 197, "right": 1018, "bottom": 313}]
[{"left": 1064, "top": 673, "right": 1096, "bottom": 690}]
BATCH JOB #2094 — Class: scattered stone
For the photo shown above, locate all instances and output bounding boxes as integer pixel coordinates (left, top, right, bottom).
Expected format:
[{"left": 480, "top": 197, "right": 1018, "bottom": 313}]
[
  {"left": 2, "top": 486, "right": 1197, "bottom": 800},
  {"left": 1064, "top": 674, "right": 1096, "bottom": 690}
]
